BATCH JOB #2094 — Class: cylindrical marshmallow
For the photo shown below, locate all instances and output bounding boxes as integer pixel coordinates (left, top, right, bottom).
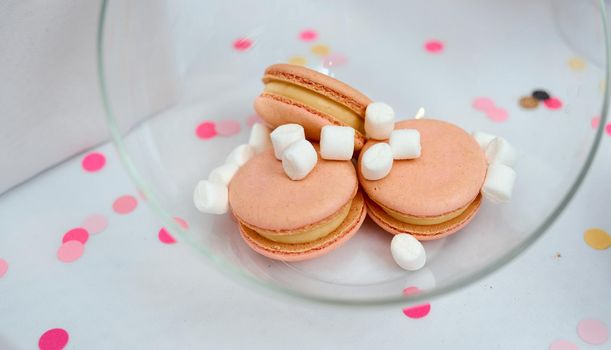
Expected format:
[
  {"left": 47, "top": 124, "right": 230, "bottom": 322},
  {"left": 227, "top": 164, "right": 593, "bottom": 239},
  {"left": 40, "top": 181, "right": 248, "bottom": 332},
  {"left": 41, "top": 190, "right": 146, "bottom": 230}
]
[
  {"left": 472, "top": 131, "right": 496, "bottom": 150},
  {"left": 208, "top": 163, "right": 239, "bottom": 187},
  {"left": 481, "top": 162, "right": 516, "bottom": 203},
  {"left": 361, "top": 142, "right": 393, "bottom": 180},
  {"left": 320, "top": 125, "right": 355, "bottom": 160},
  {"left": 270, "top": 124, "right": 305, "bottom": 160},
  {"left": 391, "top": 234, "right": 426, "bottom": 271},
  {"left": 389, "top": 129, "right": 421, "bottom": 159},
  {"left": 193, "top": 180, "right": 228, "bottom": 214},
  {"left": 281, "top": 139, "right": 318, "bottom": 180},
  {"left": 248, "top": 123, "right": 272, "bottom": 154},
  {"left": 226, "top": 144, "right": 255, "bottom": 167},
  {"left": 485, "top": 137, "right": 516, "bottom": 166},
  {"left": 365, "top": 102, "right": 395, "bottom": 140}
]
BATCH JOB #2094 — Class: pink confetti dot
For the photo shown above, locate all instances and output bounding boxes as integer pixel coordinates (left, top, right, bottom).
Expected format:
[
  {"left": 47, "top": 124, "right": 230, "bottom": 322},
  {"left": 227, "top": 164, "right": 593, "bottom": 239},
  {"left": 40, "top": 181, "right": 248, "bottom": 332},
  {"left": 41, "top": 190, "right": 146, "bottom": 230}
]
[
  {"left": 0, "top": 258, "right": 8, "bottom": 278},
  {"left": 424, "top": 39, "right": 444, "bottom": 53},
  {"left": 82, "top": 214, "right": 108, "bottom": 234},
  {"left": 233, "top": 38, "right": 252, "bottom": 51},
  {"left": 112, "top": 195, "right": 138, "bottom": 214},
  {"left": 606, "top": 123, "right": 611, "bottom": 136},
  {"left": 62, "top": 228, "right": 89, "bottom": 244},
  {"left": 195, "top": 121, "right": 217, "bottom": 140},
  {"left": 549, "top": 339, "right": 580, "bottom": 350},
  {"left": 174, "top": 217, "right": 189, "bottom": 230},
  {"left": 247, "top": 114, "right": 264, "bottom": 127},
  {"left": 591, "top": 116, "right": 600, "bottom": 129},
  {"left": 577, "top": 319, "right": 608, "bottom": 345},
  {"left": 402, "top": 303, "right": 431, "bottom": 319},
  {"left": 158, "top": 228, "right": 176, "bottom": 244},
  {"left": 39, "top": 328, "right": 69, "bottom": 350},
  {"left": 322, "top": 53, "right": 348, "bottom": 68},
  {"left": 487, "top": 107, "right": 509, "bottom": 122},
  {"left": 472, "top": 97, "right": 496, "bottom": 112},
  {"left": 403, "top": 286, "right": 421, "bottom": 297},
  {"left": 82, "top": 152, "right": 106, "bottom": 172},
  {"left": 57, "top": 241, "right": 84, "bottom": 263},
  {"left": 299, "top": 29, "right": 318, "bottom": 42},
  {"left": 216, "top": 119, "right": 241, "bottom": 136},
  {"left": 544, "top": 97, "right": 563, "bottom": 110}
]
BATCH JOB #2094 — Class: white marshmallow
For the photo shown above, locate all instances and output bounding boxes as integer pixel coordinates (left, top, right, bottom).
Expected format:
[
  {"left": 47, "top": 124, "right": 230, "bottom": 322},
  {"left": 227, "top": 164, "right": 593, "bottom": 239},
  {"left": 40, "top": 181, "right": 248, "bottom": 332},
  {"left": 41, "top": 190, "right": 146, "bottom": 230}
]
[
  {"left": 365, "top": 102, "right": 395, "bottom": 140},
  {"left": 270, "top": 124, "right": 305, "bottom": 160},
  {"left": 485, "top": 137, "right": 516, "bottom": 166},
  {"left": 389, "top": 129, "right": 421, "bottom": 159},
  {"left": 472, "top": 131, "right": 496, "bottom": 150},
  {"left": 361, "top": 143, "right": 393, "bottom": 180},
  {"left": 248, "top": 123, "right": 272, "bottom": 154},
  {"left": 281, "top": 139, "right": 318, "bottom": 180},
  {"left": 482, "top": 162, "right": 516, "bottom": 203},
  {"left": 208, "top": 163, "right": 239, "bottom": 187},
  {"left": 391, "top": 234, "right": 426, "bottom": 271},
  {"left": 320, "top": 125, "right": 355, "bottom": 160},
  {"left": 193, "top": 180, "right": 228, "bottom": 214},
  {"left": 226, "top": 144, "right": 255, "bottom": 167}
]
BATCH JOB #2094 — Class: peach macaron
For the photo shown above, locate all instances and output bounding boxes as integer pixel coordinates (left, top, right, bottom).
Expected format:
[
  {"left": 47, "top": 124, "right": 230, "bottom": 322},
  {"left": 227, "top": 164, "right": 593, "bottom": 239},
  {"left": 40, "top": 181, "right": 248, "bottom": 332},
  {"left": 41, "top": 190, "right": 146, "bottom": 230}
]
[
  {"left": 358, "top": 119, "right": 487, "bottom": 240},
  {"left": 229, "top": 147, "right": 366, "bottom": 261},
  {"left": 254, "top": 64, "right": 371, "bottom": 151}
]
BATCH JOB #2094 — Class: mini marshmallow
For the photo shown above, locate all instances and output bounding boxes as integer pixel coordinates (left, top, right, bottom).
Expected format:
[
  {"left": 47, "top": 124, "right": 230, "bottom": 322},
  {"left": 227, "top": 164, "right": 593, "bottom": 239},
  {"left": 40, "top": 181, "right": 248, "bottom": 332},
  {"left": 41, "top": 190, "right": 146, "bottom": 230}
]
[
  {"left": 365, "top": 102, "right": 395, "bottom": 140},
  {"left": 226, "top": 144, "right": 255, "bottom": 167},
  {"left": 485, "top": 137, "right": 516, "bottom": 166},
  {"left": 320, "top": 125, "right": 355, "bottom": 160},
  {"left": 361, "top": 143, "right": 393, "bottom": 180},
  {"left": 391, "top": 234, "right": 426, "bottom": 271},
  {"left": 281, "top": 139, "right": 318, "bottom": 180},
  {"left": 248, "top": 123, "right": 272, "bottom": 154},
  {"left": 208, "top": 163, "right": 239, "bottom": 187},
  {"left": 270, "top": 124, "right": 305, "bottom": 160},
  {"left": 472, "top": 131, "right": 496, "bottom": 150},
  {"left": 482, "top": 162, "right": 517, "bottom": 203},
  {"left": 193, "top": 180, "right": 228, "bottom": 214},
  {"left": 389, "top": 129, "right": 421, "bottom": 159}
]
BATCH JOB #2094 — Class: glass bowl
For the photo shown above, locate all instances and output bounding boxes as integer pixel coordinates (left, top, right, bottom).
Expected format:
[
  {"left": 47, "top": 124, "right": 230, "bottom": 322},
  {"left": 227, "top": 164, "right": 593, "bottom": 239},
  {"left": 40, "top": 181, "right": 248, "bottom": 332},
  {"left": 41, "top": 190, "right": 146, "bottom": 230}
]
[{"left": 97, "top": 0, "right": 610, "bottom": 305}]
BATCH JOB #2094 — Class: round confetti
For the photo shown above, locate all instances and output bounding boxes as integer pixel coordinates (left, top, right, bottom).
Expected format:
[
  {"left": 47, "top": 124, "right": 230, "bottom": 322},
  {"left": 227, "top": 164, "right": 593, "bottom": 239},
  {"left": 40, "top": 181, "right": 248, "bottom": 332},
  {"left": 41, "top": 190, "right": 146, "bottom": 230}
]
[
  {"left": 472, "top": 97, "right": 495, "bottom": 111},
  {"left": 591, "top": 116, "right": 600, "bottom": 129},
  {"left": 606, "top": 123, "right": 611, "bottom": 136},
  {"left": 299, "top": 29, "right": 318, "bottom": 42},
  {"left": 322, "top": 53, "right": 348, "bottom": 68},
  {"left": 402, "top": 303, "right": 431, "bottom": 319},
  {"left": 487, "top": 107, "right": 509, "bottom": 122},
  {"left": 81, "top": 152, "right": 106, "bottom": 172},
  {"left": 232, "top": 38, "right": 252, "bottom": 51},
  {"left": 62, "top": 228, "right": 89, "bottom": 244},
  {"left": 216, "top": 119, "right": 241, "bottom": 136},
  {"left": 39, "top": 328, "right": 69, "bottom": 350},
  {"left": 288, "top": 56, "right": 307, "bottom": 66},
  {"left": 158, "top": 228, "right": 176, "bottom": 244},
  {"left": 577, "top": 319, "right": 608, "bottom": 345},
  {"left": 195, "top": 121, "right": 217, "bottom": 140},
  {"left": 311, "top": 44, "right": 331, "bottom": 56},
  {"left": 544, "top": 97, "right": 563, "bottom": 110},
  {"left": 82, "top": 214, "right": 108, "bottom": 234},
  {"left": 532, "top": 90, "right": 551, "bottom": 101},
  {"left": 57, "top": 241, "right": 84, "bottom": 263},
  {"left": 0, "top": 258, "right": 8, "bottom": 278},
  {"left": 519, "top": 96, "right": 539, "bottom": 109},
  {"left": 568, "top": 57, "right": 586, "bottom": 71},
  {"left": 584, "top": 228, "right": 610, "bottom": 250},
  {"left": 174, "top": 217, "right": 189, "bottom": 230},
  {"left": 549, "top": 339, "right": 580, "bottom": 350},
  {"left": 247, "top": 114, "right": 264, "bottom": 127},
  {"left": 403, "top": 286, "right": 421, "bottom": 297},
  {"left": 424, "top": 39, "right": 444, "bottom": 53},
  {"left": 112, "top": 195, "right": 138, "bottom": 214}
]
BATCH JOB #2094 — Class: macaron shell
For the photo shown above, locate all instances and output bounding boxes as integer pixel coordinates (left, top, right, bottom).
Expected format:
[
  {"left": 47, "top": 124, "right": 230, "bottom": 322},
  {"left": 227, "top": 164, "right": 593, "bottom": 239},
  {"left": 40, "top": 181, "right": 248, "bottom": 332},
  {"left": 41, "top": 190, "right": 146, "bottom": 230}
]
[
  {"left": 254, "top": 94, "right": 365, "bottom": 151},
  {"left": 365, "top": 194, "right": 482, "bottom": 239},
  {"left": 358, "top": 119, "right": 487, "bottom": 217},
  {"left": 239, "top": 190, "right": 367, "bottom": 261}
]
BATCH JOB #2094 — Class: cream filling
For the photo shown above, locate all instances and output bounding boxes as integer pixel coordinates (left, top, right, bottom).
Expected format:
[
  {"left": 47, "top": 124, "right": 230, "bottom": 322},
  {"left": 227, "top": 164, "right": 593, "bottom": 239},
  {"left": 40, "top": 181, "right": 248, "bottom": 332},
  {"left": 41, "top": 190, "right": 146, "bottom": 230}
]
[
  {"left": 264, "top": 80, "right": 365, "bottom": 133},
  {"left": 380, "top": 201, "right": 470, "bottom": 225},
  {"left": 253, "top": 201, "right": 352, "bottom": 244}
]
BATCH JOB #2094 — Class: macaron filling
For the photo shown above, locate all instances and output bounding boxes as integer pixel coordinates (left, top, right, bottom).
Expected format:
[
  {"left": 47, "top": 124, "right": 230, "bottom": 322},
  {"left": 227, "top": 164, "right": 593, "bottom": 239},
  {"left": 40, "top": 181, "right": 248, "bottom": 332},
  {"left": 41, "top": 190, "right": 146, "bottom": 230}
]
[
  {"left": 377, "top": 199, "right": 471, "bottom": 225},
  {"left": 263, "top": 79, "right": 365, "bottom": 133}
]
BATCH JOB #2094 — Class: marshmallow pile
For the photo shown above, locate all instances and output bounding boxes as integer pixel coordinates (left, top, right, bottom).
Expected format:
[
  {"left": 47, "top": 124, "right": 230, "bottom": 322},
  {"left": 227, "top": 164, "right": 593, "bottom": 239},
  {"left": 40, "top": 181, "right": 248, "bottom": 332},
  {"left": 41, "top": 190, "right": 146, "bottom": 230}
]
[
  {"left": 473, "top": 131, "right": 517, "bottom": 203},
  {"left": 194, "top": 123, "right": 272, "bottom": 215}
]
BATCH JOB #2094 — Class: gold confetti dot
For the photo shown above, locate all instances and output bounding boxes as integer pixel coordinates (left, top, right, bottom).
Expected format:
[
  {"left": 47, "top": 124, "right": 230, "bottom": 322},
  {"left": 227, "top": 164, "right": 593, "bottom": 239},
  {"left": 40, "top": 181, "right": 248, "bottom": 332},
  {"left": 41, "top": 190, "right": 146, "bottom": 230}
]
[
  {"left": 584, "top": 228, "right": 611, "bottom": 250},
  {"left": 568, "top": 57, "right": 586, "bottom": 71},
  {"left": 311, "top": 44, "right": 331, "bottom": 56},
  {"left": 288, "top": 56, "right": 307, "bottom": 66},
  {"left": 519, "top": 96, "right": 539, "bottom": 109},
  {"left": 600, "top": 79, "right": 605, "bottom": 93}
]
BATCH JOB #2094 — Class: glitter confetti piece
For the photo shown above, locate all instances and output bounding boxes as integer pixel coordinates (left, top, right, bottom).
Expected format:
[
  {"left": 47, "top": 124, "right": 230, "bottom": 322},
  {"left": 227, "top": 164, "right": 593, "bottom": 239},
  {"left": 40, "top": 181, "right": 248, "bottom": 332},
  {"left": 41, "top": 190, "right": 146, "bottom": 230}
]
[
  {"left": 519, "top": 96, "right": 539, "bottom": 109},
  {"left": 424, "top": 39, "right": 444, "bottom": 53},
  {"left": 299, "top": 29, "right": 318, "bottom": 42},
  {"left": 584, "top": 228, "right": 610, "bottom": 250},
  {"left": 543, "top": 97, "right": 563, "bottom": 110},
  {"left": 39, "top": 328, "right": 69, "bottom": 350},
  {"left": 62, "top": 228, "right": 89, "bottom": 244},
  {"left": 112, "top": 195, "right": 138, "bottom": 214},
  {"left": 195, "top": 121, "right": 217, "bottom": 140},
  {"left": 233, "top": 38, "right": 252, "bottom": 51},
  {"left": 82, "top": 152, "right": 106, "bottom": 172},
  {"left": 402, "top": 303, "right": 431, "bottom": 319}
]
